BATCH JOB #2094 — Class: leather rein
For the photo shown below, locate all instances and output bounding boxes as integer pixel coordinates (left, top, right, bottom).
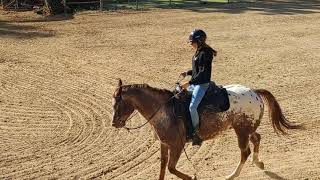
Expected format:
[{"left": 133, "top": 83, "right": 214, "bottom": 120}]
[
  {"left": 123, "top": 95, "right": 175, "bottom": 131},
  {"left": 122, "top": 76, "right": 185, "bottom": 132}
]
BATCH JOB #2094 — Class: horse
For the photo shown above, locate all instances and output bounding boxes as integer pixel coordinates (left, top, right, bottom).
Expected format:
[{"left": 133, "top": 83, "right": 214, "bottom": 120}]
[{"left": 111, "top": 79, "right": 302, "bottom": 180}]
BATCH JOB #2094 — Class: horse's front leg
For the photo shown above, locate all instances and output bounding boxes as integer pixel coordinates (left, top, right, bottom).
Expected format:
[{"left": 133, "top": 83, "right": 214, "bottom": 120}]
[
  {"left": 167, "top": 144, "right": 193, "bottom": 180},
  {"left": 159, "top": 143, "right": 168, "bottom": 180}
]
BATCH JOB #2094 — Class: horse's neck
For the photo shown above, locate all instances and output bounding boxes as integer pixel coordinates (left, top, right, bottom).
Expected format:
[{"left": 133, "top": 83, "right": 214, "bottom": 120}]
[{"left": 125, "top": 86, "right": 170, "bottom": 123}]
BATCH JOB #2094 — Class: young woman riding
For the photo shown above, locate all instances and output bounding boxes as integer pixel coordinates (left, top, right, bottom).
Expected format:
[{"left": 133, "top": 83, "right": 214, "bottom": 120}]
[{"left": 180, "top": 29, "right": 217, "bottom": 146}]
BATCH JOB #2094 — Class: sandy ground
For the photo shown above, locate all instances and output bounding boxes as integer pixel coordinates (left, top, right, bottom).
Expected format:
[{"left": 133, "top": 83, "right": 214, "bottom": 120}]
[{"left": 1, "top": 1, "right": 320, "bottom": 179}]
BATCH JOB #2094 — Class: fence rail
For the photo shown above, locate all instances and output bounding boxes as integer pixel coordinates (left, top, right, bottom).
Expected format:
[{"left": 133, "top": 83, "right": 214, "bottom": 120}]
[
  {"left": 62, "top": 0, "right": 233, "bottom": 12},
  {"left": 1, "top": 0, "right": 42, "bottom": 10},
  {"left": 67, "top": 1, "right": 100, "bottom": 4},
  {"left": 1, "top": 0, "right": 255, "bottom": 12}
]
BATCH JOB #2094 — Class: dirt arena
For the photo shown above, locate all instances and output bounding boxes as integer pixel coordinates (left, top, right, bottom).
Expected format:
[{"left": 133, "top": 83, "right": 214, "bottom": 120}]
[{"left": 1, "top": 1, "right": 320, "bottom": 179}]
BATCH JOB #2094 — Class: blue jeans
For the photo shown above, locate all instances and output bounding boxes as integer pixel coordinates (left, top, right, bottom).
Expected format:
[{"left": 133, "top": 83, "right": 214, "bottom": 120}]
[{"left": 187, "top": 83, "right": 209, "bottom": 129}]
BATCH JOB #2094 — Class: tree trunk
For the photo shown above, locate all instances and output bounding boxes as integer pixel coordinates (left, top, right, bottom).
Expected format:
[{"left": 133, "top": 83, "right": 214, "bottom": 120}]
[{"left": 44, "top": 0, "right": 64, "bottom": 15}]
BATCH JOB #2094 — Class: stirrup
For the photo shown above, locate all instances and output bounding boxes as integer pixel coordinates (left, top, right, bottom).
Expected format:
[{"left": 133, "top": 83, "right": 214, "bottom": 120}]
[{"left": 192, "top": 132, "right": 202, "bottom": 146}]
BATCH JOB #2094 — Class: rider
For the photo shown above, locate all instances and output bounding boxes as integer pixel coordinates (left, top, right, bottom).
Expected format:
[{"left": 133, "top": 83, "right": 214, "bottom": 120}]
[{"left": 180, "top": 29, "right": 217, "bottom": 146}]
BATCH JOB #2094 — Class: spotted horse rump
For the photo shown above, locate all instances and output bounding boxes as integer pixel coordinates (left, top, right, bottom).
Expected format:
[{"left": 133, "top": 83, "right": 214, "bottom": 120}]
[{"left": 224, "top": 84, "right": 264, "bottom": 131}]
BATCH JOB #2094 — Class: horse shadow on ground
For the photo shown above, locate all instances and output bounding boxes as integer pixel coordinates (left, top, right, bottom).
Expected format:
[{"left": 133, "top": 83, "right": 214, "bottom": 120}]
[
  {"left": 264, "top": 170, "right": 288, "bottom": 180},
  {"left": 151, "top": 0, "right": 320, "bottom": 15}
]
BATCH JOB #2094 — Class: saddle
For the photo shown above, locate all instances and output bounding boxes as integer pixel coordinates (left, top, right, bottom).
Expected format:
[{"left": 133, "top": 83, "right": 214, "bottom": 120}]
[{"left": 173, "top": 82, "right": 230, "bottom": 139}]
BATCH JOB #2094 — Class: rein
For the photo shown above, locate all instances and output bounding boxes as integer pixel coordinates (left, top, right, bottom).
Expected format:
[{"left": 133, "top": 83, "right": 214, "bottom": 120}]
[
  {"left": 123, "top": 75, "right": 185, "bottom": 131},
  {"left": 123, "top": 95, "right": 175, "bottom": 131}
]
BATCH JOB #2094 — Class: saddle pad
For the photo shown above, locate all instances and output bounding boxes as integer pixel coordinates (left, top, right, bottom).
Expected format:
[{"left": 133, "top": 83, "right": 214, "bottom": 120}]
[{"left": 200, "top": 82, "right": 230, "bottom": 112}]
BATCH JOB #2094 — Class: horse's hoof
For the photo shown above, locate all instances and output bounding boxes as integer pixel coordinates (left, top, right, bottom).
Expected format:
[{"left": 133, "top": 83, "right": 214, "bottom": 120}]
[
  {"left": 255, "top": 161, "right": 264, "bottom": 170},
  {"left": 225, "top": 175, "right": 235, "bottom": 180}
]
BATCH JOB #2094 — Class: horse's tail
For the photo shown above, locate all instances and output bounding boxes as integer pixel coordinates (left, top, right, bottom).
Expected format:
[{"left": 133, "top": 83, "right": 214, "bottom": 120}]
[{"left": 254, "top": 89, "right": 303, "bottom": 135}]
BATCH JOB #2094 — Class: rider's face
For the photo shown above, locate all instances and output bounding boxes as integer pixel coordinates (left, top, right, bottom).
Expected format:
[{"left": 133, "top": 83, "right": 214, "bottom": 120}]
[{"left": 190, "top": 41, "right": 198, "bottom": 49}]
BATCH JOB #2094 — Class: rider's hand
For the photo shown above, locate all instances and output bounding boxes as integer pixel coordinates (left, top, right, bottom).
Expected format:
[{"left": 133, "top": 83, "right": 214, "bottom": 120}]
[
  {"left": 180, "top": 72, "right": 187, "bottom": 78},
  {"left": 213, "top": 49, "right": 218, "bottom": 57},
  {"left": 181, "top": 83, "right": 189, "bottom": 90}
]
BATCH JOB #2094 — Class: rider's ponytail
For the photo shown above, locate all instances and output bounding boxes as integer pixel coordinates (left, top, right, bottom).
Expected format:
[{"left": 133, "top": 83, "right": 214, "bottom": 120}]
[{"left": 202, "top": 43, "right": 217, "bottom": 57}]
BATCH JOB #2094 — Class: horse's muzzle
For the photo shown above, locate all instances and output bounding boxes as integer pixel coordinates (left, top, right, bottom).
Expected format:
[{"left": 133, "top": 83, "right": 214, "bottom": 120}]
[
  {"left": 112, "top": 122, "right": 116, "bottom": 127},
  {"left": 112, "top": 122, "right": 120, "bottom": 128},
  {"left": 112, "top": 121, "right": 124, "bottom": 128}
]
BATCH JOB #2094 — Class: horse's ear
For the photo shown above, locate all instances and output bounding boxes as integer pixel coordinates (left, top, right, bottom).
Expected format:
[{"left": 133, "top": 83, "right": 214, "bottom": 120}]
[
  {"left": 118, "top": 78, "right": 123, "bottom": 87},
  {"left": 115, "top": 79, "right": 122, "bottom": 98}
]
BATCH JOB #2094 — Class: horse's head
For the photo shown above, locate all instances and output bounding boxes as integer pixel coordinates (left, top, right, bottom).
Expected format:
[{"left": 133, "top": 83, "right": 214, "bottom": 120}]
[{"left": 112, "top": 79, "right": 135, "bottom": 128}]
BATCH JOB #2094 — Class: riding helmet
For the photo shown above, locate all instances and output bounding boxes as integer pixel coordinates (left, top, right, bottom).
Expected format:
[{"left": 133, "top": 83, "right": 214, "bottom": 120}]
[{"left": 188, "top": 29, "right": 207, "bottom": 45}]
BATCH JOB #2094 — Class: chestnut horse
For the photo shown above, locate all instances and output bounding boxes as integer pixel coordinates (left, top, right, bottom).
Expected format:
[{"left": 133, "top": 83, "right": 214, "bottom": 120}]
[{"left": 111, "top": 79, "right": 302, "bottom": 180}]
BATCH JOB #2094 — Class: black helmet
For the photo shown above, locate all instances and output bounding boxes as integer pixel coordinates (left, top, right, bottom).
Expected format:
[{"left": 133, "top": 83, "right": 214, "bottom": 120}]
[{"left": 188, "top": 29, "right": 207, "bottom": 45}]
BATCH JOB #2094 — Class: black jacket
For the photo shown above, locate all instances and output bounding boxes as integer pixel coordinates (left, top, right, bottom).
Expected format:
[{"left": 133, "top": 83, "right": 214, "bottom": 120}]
[{"left": 187, "top": 46, "right": 214, "bottom": 85}]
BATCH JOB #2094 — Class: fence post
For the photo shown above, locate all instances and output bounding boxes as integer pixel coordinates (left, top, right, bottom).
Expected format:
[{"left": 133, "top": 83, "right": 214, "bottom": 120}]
[
  {"left": 136, "top": 0, "right": 138, "bottom": 10},
  {"left": 63, "top": 0, "right": 66, "bottom": 15},
  {"left": 100, "top": 0, "right": 103, "bottom": 11}
]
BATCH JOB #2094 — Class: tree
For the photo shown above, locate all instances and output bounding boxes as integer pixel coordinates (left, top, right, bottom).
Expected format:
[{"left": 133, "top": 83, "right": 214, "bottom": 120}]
[{"left": 43, "top": 0, "right": 64, "bottom": 15}]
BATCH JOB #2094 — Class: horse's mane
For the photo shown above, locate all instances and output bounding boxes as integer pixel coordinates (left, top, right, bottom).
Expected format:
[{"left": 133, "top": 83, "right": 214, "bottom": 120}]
[{"left": 122, "top": 84, "right": 173, "bottom": 97}]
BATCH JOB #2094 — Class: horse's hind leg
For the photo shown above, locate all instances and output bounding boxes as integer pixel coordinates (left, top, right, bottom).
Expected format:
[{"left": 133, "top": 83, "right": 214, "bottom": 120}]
[
  {"left": 167, "top": 145, "right": 193, "bottom": 180},
  {"left": 250, "top": 132, "right": 264, "bottom": 169},
  {"left": 226, "top": 132, "right": 251, "bottom": 180}
]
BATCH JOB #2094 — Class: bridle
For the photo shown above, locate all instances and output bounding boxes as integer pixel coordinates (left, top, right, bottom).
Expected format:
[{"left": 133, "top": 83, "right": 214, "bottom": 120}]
[
  {"left": 115, "top": 75, "right": 185, "bottom": 132},
  {"left": 122, "top": 95, "right": 175, "bottom": 131}
]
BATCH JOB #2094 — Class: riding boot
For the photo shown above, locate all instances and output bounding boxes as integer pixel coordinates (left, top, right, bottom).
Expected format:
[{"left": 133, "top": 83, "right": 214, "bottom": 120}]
[{"left": 192, "top": 126, "right": 203, "bottom": 146}]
